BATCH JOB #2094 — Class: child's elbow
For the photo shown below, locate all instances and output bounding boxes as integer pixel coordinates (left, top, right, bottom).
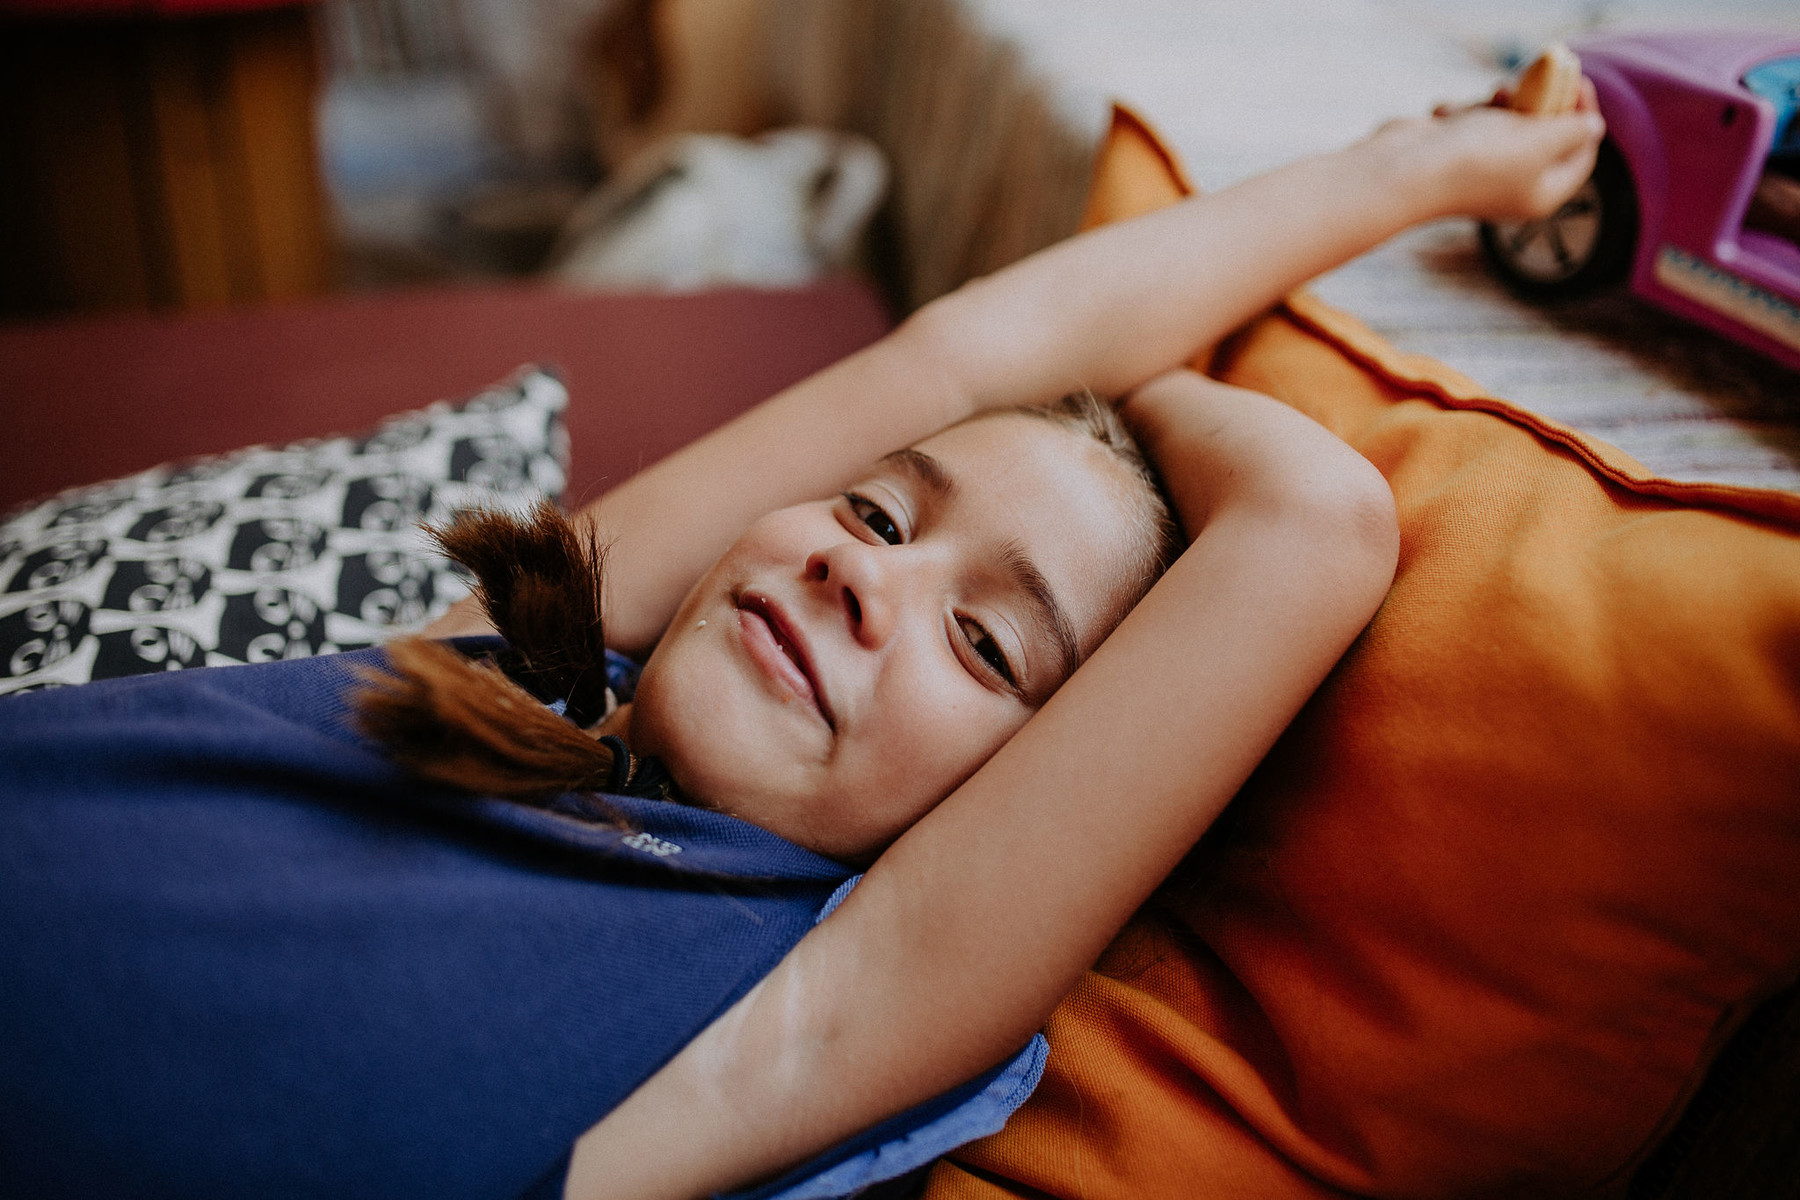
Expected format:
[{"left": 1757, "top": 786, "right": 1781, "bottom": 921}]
[
  {"left": 1260, "top": 446, "right": 1396, "bottom": 626},
  {"left": 1283, "top": 448, "right": 1399, "bottom": 618}
]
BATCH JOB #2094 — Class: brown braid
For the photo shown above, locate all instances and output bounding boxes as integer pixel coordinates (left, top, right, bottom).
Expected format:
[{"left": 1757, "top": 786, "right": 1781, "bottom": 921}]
[
  {"left": 353, "top": 502, "right": 625, "bottom": 803},
  {"left": 433, "top": 500, "right": 614, "bottom": 727}
]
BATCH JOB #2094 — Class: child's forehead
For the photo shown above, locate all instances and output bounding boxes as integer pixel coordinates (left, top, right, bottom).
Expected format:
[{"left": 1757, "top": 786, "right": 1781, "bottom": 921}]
[
  {"left": 904, "top": 413, "right": 1127, "bottom": 501},
  {"left": 894, "top": 419, "right": 1141, "bottom": 559},
  {"left": 912, "top": 410, "right": 1086, "bottom": 463}
]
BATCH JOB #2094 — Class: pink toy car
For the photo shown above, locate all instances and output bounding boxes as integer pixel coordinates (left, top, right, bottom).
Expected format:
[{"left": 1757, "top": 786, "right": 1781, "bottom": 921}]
[{"left": 1480, "top": 31, "right": 1800, "bottom": 372}]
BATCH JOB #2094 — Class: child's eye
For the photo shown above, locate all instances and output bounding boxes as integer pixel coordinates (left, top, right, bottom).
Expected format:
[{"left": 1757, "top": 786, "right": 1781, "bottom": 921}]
[
  {"left": 958, "top": 616, "right": 1016, "bottom": 686},
  {"left": 844, "top": 493, "right": 902, "bottom": 545}
]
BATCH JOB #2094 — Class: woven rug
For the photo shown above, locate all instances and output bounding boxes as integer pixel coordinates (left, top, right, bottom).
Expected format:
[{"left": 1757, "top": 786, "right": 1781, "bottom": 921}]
[{"left": 1311, "top": 222, "right": 1800, "bottom": 491}]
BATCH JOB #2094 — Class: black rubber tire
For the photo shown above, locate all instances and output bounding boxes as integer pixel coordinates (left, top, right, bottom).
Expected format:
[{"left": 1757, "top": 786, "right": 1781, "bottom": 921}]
[{"left": 1479, "top": 138, "right": 1639, "bottom": 301}]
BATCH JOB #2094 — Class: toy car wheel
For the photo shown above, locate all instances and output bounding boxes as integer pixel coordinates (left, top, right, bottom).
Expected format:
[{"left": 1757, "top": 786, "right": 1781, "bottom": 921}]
[{"left": 1480, "top": 139, "right": 1638, "bottom": 300}]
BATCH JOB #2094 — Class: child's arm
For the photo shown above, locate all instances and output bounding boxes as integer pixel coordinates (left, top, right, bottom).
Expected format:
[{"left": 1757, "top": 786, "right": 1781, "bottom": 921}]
[
  {"left": 908, "top": 93, "right": 1601, "bottom": 410},
  {"left": 565, "top": 369, "right": 1399, "bottom": 1199},
  {"left": 561, "top": 97, "right": 1603, "bottom": 1199},
  {"left": 428, "top": 99, "right": 1602, "bottom": 656}
]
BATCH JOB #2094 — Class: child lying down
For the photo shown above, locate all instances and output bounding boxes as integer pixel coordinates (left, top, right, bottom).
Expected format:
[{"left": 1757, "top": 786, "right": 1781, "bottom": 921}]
[{"left": 0, "top": 78, "right": 1604, "bottom": 1200}]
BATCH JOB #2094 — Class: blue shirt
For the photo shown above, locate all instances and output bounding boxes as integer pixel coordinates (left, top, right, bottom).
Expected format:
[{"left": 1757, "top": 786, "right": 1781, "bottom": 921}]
[{"left": 0, "top": 644, "right": 1043, "bottom": 1199}]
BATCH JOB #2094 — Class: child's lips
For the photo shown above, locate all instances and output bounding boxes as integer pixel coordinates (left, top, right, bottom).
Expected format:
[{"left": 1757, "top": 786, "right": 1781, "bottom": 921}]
[{"left": 736, "top": 595, "right": 834, "bottom": 728}]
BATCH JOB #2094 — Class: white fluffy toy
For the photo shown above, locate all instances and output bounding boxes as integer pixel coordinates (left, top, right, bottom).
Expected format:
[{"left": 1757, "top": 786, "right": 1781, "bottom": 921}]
[{"left": 548, "top": 127, "right": 889, "bottom": 291}]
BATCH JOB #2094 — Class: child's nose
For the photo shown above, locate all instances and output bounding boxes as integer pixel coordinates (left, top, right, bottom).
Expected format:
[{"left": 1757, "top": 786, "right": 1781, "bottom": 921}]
[{"left": 805, "top": 540, "right": 907, "bottom": 649}]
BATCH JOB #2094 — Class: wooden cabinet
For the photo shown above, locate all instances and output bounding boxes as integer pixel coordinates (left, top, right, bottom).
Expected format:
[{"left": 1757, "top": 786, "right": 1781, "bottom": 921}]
[{"left": 0, "top": 5, "right": 332, "bottom": 317}]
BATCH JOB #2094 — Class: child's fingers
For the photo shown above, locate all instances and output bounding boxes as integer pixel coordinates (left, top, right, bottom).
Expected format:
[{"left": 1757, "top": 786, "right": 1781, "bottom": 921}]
[
  {"left": 1575, "top": 77, "right": 1599, "bottom": 113},
  {"left": 1530, "top": 105, "right": 1605, "bottom": 158},
  {"left": 1568, "top": 108, "right": 1607, "bottom": 151},
  {"left": 1529, "top": 110, "right": 1606, "bottom": 212}
]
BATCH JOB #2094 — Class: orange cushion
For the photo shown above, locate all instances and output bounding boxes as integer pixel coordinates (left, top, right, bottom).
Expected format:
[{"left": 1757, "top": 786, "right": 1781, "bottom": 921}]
[{"left": 925, "top": 106, "right": 1800, "bottom": 1200}]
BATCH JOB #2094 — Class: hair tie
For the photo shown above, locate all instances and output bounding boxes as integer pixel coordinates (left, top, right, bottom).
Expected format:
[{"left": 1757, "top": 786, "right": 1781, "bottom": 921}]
[
  {"left": 594, "top": 735, "right": 675, "bottom": 801},
  {"left": 597, "top": 735, "right": 634, "bottom": 793}
]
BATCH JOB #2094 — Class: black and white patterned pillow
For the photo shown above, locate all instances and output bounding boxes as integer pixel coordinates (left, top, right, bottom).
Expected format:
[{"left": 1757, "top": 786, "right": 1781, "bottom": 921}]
[{"left": 0, "top": 368, "right": 568, "bottom": 695}]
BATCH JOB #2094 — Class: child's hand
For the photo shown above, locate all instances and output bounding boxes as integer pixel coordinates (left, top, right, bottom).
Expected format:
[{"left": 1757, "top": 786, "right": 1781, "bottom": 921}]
[{"left": 1372, "top": 80, "right": 1605, "bottom": 223}]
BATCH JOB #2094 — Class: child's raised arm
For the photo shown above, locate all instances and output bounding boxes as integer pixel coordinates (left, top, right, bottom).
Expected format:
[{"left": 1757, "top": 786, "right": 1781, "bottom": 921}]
[
  {"left": 912, "top": 93, "right": 1601, "bottom": 411},
  {"left": 560, "top": 91, "right": 1604, "bottom": 1198},
  {"left": 430, "top": 98, "right": 1601, "bottom": 656}
]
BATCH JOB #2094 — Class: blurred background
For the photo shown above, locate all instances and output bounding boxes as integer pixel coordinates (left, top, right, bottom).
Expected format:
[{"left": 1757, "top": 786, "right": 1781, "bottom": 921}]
[
  {"left": 3, "top": 0, "right": 1793, "bottom": 312},
  {"left": 3, "top": 0, "right": 1798, "bottom": 484}
]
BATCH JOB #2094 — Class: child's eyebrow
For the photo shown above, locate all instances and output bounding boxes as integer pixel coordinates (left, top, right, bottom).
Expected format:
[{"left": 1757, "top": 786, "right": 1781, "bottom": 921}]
[
  {"left": 880, "top": 448, "right": 956, "bottom": 498},
  {"left": 999, "top": 540, "right": 1080, "bottom": 689}
]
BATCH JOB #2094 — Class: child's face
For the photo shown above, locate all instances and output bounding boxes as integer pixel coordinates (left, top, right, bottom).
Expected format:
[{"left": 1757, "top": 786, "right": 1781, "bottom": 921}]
[{"left": 629, "top": 414, "right": 1153, "bottom": 862}]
